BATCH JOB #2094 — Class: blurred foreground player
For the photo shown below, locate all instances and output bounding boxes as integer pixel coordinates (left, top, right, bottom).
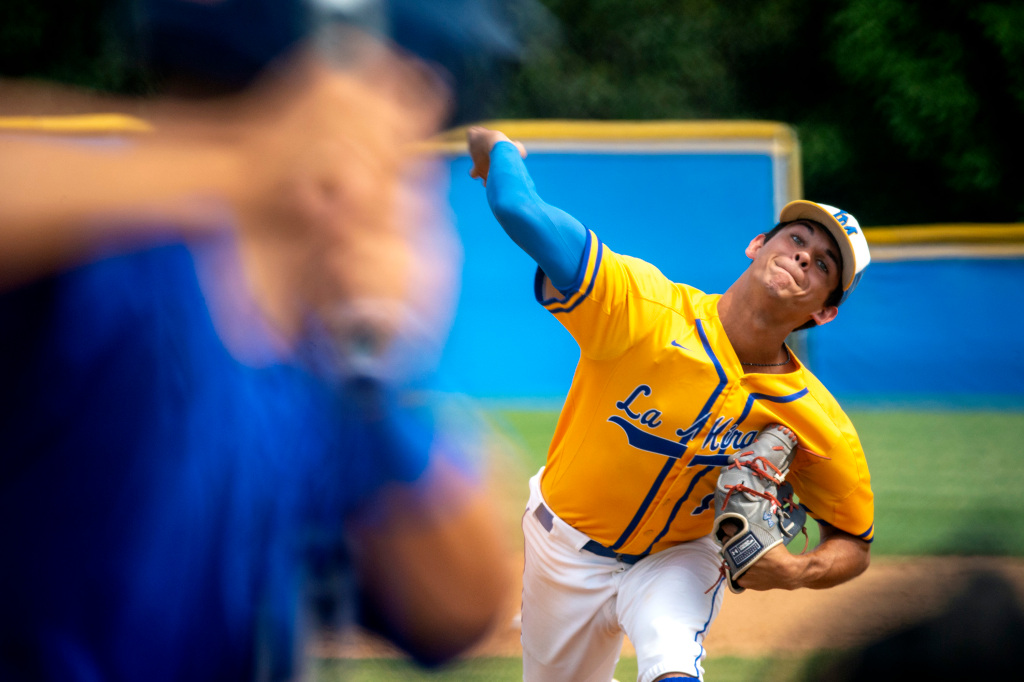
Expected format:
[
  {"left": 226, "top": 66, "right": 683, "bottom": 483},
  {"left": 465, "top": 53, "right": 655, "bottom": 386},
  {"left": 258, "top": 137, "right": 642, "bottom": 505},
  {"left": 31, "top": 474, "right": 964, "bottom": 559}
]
[{"left": 0, "top": 2, "right": 544, "bottom": 680}]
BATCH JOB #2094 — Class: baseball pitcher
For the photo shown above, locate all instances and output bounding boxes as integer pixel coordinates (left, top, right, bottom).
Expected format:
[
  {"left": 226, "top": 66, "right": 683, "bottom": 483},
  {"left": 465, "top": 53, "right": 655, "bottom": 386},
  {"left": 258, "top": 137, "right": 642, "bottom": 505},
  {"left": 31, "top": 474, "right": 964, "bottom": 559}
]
[{"left": 467, "top": 127, "right": 873, "bottom": 682}]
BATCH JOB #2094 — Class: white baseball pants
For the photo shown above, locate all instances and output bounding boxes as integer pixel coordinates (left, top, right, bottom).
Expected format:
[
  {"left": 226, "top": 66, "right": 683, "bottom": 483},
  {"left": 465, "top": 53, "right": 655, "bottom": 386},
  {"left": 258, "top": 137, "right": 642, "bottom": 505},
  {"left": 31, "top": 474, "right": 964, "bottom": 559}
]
[{"left": 521, "top": 469, "right": 725, "bottom": 682}]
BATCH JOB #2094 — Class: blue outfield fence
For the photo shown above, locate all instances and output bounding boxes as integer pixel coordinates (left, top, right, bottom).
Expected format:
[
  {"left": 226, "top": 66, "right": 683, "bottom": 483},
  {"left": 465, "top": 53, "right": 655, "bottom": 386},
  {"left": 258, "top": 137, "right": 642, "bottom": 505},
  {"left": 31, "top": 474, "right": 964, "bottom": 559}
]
[
  {"left": 430, "top": 121, "right": 1024, "bottom": 408},
  {"left": 809, "top": 257, "right": 1024, "bottom": 409}
]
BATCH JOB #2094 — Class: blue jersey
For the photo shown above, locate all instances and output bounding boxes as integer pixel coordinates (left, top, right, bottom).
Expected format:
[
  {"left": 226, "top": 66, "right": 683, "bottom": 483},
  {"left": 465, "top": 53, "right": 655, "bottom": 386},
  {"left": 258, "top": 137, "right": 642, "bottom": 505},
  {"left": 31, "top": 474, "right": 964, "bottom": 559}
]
[{"left": 0, "top": 240, "right": 436, "bottom": 682}]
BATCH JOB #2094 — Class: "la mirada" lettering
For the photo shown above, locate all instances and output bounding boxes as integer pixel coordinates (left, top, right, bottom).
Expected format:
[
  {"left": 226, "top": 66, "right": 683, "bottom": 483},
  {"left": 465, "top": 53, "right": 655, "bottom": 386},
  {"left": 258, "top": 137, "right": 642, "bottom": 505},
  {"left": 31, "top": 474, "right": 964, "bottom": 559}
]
[{"left": 614, "top": 384, "right": 758, "bottom": 456}]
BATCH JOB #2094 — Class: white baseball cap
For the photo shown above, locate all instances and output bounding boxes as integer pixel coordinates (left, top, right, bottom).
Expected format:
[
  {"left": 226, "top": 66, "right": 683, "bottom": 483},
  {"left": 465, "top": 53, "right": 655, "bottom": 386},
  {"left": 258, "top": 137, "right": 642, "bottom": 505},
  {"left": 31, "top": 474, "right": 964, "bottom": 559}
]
[{"left": 779, "top": 200, "right": 871, "bottom": 304}]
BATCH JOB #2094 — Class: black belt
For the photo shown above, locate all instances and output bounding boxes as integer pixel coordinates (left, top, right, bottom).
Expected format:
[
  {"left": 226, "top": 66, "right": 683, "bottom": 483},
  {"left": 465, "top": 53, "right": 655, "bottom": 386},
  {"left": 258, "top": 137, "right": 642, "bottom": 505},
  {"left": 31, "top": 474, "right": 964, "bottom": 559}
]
[{"left": 533, "top": 503, "right": 645, "bottom": 565}]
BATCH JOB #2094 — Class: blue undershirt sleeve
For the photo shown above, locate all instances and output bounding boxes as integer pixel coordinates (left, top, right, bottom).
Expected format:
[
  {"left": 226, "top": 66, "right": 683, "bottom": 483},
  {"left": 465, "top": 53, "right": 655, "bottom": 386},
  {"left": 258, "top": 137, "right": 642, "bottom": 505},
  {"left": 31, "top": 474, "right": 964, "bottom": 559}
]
[{"left": 485, "top": 141, "right": 587, "bottom": 291}]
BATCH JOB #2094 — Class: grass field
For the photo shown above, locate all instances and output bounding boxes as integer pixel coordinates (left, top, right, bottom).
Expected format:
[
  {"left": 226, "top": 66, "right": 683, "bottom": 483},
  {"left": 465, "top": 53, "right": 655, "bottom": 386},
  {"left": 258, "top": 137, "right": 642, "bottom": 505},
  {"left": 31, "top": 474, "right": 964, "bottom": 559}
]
[
  {"left": 313, "top": 654, "right": 808, "bottom": 681},
  {"left": 316, "top": 408, "right": 1024, "bottom": 681}
]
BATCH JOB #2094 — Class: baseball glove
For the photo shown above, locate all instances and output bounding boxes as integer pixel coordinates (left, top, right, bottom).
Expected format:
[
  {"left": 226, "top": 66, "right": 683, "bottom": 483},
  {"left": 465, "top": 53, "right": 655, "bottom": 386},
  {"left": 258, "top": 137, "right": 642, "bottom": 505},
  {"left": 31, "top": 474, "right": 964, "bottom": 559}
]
[{"left": 711, "top": 423, "right": 807, "bottom": 593}]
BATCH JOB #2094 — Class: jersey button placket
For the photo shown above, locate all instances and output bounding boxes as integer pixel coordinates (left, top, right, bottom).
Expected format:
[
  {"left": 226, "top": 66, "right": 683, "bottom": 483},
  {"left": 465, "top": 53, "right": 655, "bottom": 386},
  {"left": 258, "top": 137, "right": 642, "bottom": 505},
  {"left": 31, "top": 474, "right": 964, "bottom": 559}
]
[{"left": 697, "top": 381, "right": 736, "bottom": 456}]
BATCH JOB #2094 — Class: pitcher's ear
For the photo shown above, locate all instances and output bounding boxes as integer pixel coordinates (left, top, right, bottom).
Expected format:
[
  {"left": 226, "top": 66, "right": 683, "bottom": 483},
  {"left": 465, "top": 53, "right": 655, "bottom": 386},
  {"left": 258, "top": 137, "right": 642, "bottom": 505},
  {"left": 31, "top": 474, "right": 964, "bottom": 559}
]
[
  {"left": 810, "top": 305, "right": 839, "bottom": 327},
  {"left": 745, "top": 234, "right": 767, "bottom": 259}
]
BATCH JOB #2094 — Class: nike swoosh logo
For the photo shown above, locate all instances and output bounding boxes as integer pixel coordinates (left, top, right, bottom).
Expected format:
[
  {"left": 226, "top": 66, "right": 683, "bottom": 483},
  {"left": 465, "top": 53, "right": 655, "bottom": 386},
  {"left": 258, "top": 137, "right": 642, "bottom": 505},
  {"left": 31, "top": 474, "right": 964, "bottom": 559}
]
[{"left": 671, "top": 340, "right": 689, "bottom": 350}]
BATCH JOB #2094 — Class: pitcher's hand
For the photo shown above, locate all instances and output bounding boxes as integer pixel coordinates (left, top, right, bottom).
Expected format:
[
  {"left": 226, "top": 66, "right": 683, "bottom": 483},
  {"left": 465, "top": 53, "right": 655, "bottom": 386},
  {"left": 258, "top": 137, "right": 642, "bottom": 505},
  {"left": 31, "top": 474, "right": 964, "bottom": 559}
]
[{"left": 466, "top": 126, "right": 526, "bottom": 186}]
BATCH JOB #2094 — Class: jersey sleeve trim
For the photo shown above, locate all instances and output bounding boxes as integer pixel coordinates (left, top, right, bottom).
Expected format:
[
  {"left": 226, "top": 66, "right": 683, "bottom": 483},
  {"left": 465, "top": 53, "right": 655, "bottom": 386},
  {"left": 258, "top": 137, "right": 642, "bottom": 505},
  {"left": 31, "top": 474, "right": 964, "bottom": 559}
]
[
  {"left": 534, "top": 229, "right": 602, "bottom": 314},
  {"left": 734, "top": 387, "right": 810, "bottom": 428},
  {"left": 803, "top": 506, "right": 875, "bottom": 543}
]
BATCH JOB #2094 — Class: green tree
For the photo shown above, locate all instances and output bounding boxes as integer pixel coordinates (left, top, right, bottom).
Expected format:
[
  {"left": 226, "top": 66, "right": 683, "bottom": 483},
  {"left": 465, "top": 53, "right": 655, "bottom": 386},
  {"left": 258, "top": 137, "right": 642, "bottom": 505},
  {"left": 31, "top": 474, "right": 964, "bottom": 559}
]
[
  {"left": 0, "top": 1, "right": 150, "bottom": 94},
  {"left": 499, "top": 0, "right": 1024, "bottom": 224},
  {"left": 822, "top": 0, "right": 1024, "bottom": 222}
]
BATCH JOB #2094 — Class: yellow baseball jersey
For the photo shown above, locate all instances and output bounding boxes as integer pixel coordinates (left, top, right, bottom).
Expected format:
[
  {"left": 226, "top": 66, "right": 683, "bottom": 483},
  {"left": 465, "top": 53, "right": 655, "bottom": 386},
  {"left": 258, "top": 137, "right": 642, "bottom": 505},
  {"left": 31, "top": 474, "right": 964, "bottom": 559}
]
[{"left": 536, "top": 230, "right": 874, "bottom": 557}]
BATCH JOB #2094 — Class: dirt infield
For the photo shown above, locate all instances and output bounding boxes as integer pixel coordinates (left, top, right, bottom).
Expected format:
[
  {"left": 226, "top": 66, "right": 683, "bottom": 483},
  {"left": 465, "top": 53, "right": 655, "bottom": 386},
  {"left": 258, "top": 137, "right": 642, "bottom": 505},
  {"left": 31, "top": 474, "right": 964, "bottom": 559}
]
[{"left": 313, "top": 555, "right": 1024, "bottom": 661}]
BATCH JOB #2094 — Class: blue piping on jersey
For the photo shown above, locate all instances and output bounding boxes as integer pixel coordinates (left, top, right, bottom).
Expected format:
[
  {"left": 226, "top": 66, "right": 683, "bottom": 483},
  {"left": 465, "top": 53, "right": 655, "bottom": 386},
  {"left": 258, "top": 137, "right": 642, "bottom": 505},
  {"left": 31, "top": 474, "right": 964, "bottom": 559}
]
[
  {"left": 610, "top": 457, "right": 678, "bottom": 551},
  {"left": 694, "top": 319, "right": 728, "bottom": 420},
  {"left": 536, "top": 233, "right": 603, "bottom": 314},
  {"left": 639, "top": 465, "right": 715, "bottom": 556},
  {"left": 678, "top": 321, "right": 729, "bottom": 470},
  {"left": 610, "top": 319, "right": 728, "bottom": 551},
  {"left": 693, "top": 576, "right": 724, "bottom": 676},
  {"left": 734, "top": 388, "right": 810, "bottom": 427}
]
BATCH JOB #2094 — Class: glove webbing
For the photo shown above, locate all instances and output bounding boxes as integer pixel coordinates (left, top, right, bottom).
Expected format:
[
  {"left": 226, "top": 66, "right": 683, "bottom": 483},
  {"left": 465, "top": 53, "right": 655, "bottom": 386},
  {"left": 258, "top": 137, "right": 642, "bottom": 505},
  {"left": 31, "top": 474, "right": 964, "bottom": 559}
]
[
  {"left": 719, "top": 482, "right": 785, "bottom": 513},
  {"left": 730, "top": 449, "right": 788, "bottom": 481},
  {"left": 717, "top": 453, "right": 788, "bottom": 510}
]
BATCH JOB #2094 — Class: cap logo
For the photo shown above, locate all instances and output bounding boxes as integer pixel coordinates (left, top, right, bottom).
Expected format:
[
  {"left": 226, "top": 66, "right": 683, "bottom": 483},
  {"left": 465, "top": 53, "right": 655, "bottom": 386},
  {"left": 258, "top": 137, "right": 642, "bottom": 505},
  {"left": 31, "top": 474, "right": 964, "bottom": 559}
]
[{"left": 833, "top": 210, "right": 858, "bottom": 235}]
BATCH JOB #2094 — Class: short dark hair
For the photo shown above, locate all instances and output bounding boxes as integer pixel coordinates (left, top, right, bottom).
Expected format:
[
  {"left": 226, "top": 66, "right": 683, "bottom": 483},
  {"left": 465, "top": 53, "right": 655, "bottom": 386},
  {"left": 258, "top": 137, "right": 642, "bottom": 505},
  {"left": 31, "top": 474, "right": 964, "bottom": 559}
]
[{"left": 762, "top": 220, "right": 844, "bottom": 331}]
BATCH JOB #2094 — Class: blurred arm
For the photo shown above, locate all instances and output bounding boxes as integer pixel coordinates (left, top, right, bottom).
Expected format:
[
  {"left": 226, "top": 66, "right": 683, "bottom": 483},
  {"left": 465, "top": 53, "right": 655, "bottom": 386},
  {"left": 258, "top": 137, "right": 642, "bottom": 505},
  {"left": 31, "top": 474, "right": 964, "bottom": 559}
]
[
  {"left": 345, "top": 457, "right": 510, "bottom": 666},
  {"left": 0, "top": 48, "right": 448, "bottom": 343},
  {"left": 467, "top": 126, "right": 586, "bottom": 290},
  {"left": 0, "top": 130, "right": 241, "bottom": 287}
]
